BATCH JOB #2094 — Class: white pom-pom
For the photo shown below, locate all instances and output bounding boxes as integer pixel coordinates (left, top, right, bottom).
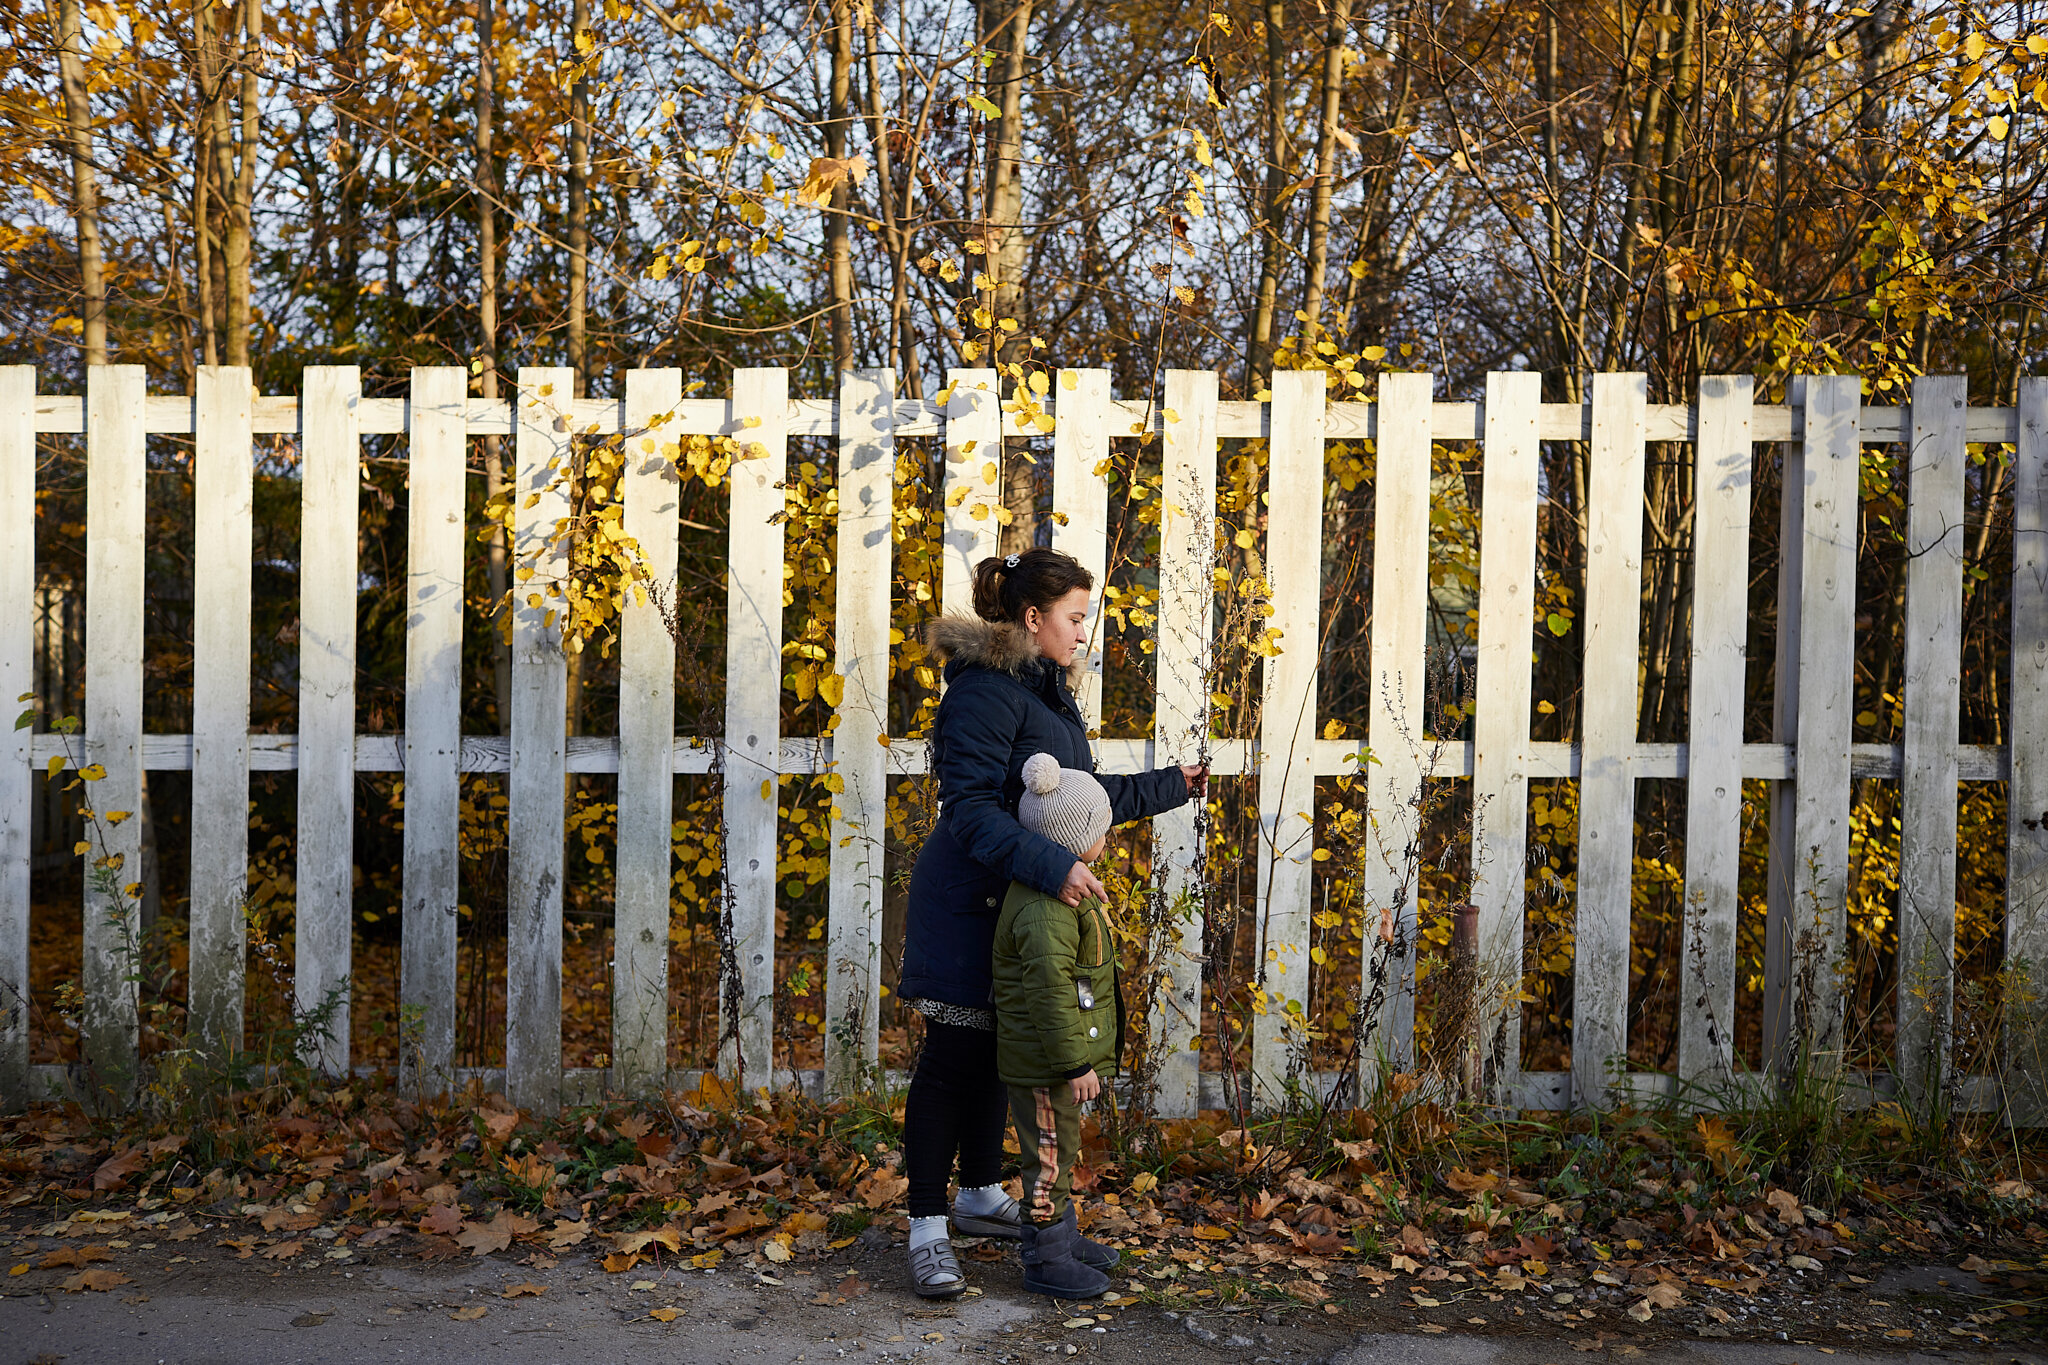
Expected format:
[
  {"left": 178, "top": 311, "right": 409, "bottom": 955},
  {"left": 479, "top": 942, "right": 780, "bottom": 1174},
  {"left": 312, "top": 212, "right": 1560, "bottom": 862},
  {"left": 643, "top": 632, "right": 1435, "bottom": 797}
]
[{"left": 1021, "top": 753, "right": 1062, "bottom": 795}]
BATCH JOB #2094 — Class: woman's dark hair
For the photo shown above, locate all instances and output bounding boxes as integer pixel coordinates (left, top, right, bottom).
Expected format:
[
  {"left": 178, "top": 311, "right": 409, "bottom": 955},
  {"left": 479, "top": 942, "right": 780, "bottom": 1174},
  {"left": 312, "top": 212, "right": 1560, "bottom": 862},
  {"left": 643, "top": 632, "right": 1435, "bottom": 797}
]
[{"left": 971, "top": 547, "right": 1094, "bottom": 623}]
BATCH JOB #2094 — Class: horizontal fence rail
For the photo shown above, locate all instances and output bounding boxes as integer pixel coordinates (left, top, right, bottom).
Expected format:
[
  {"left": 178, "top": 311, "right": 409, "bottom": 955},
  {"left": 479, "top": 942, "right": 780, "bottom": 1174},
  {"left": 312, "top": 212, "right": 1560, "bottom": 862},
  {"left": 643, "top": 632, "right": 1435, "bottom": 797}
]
[{"left": 3, "top": 365, "right": 2044, "bottom": 1120}]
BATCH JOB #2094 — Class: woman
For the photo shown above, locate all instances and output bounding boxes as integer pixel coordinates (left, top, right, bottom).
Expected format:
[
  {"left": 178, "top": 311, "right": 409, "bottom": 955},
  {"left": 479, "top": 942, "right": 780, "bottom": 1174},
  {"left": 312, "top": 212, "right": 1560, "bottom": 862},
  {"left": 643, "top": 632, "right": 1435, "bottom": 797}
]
[{"left": 897, "top": 547, "right": 1205, "bottom": 1297}]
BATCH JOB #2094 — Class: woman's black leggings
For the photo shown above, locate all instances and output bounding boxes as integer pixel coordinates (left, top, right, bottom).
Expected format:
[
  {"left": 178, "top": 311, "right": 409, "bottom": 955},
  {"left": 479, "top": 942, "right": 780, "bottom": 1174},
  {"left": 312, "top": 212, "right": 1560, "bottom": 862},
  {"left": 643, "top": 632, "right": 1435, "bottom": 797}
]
[{"left": 902, "top": 1019, "right": 1010, "bottom": 1219}]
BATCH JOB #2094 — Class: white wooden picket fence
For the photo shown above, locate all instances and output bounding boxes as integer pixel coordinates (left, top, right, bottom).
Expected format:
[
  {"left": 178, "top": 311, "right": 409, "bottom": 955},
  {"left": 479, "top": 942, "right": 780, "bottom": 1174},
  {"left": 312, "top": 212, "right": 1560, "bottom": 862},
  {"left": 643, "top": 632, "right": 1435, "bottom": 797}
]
[{"left": 2, "top": 365, "right": 2044, "bottom": 1116}]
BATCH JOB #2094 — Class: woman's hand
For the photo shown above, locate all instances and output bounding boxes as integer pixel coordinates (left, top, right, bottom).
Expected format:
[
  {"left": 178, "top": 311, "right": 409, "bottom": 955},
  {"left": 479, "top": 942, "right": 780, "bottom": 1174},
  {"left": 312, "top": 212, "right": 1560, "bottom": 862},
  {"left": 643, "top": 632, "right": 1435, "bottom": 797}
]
[
  {"left": 1181, "top": 763, "right": 1209, "bottom": 796},
  {"left": 1058, "top": 860, "right": 1108, "bottom": 907},
  {"left": 1069, "top": 1069, "right": 1102, "bottom": 1103}
]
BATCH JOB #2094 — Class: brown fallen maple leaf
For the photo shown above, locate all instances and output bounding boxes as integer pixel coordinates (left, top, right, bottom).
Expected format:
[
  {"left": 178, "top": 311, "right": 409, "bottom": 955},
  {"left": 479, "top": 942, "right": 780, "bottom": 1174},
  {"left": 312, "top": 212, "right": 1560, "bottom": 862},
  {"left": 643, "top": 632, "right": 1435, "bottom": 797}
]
[
  {"left": 93, "top": 1147, "right": 147, "bottom": 1192},
  {"left": 501, "top": 1282, "right": 547, "bottom": 1298},
  {"left": 261, "top": 1240, "right": 305, "bottom": 1260},
  {"left": 456, "top": 1212, "right": 518, "bottom": 1256},
  {"left": 418, "top": 1204, "right": 463, "bottom": 1237},
  {"left": 544, "top": 1218, "right": 591, "bottom": 1249},
  {"left": 39, "top": 1245, "right": 112, "bottom": 1269},
  {"left": 61, "top": 1269, "right": 131, "bottom": 1292},
  {"left": 614, "top": 1227, "right": 683, "bottom": 1256}
]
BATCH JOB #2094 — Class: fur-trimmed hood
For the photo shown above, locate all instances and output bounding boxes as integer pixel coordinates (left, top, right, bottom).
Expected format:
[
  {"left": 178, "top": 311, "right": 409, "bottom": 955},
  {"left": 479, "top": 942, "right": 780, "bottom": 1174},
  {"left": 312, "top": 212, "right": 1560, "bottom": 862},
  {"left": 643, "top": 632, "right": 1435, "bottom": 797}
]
[{"left": 926, "top": 612, "right": 1088, "bottom": 693}]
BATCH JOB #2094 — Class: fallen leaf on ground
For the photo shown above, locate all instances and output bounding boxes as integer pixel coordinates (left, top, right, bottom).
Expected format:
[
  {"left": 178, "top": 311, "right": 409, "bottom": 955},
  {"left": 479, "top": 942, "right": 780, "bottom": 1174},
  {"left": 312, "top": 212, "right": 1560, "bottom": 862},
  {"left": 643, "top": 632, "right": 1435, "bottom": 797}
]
[
  {"left": 854, "top": 1167, "right": 908, "bottom": 1210},
  {"left": 1192, "top": 1225, "right": 1230, "bottom": 1241},
  {"left": 418, "top": 1205, "right": 463, "bottom": 1237},
  {"left": 261, "top": 1241, "right": 305, "bottom": 1260},
  {"left": 649, "top": 1306, "right": 682, "bottom": 1322},
  {"left": 451, "top": 1305, "right": 489, "bottom": 1321},
  {"left": 614, "top": 1226, "right": 683, "bottom": 1256},
  {"left": 502, "top": 1282, "right": 546, "bottom": 1298},
  {"left": 39, "top": 1245, "right": 112, "bottom": 1269},
  {"left": 458, "top": 1210, "right": 525, "bottom": 1257},
  {"left": 545, "top": 1218, "right": 590, "bottom": 1249},
  {"left": 602, "top": 1252, "right": 641, "bottom": 1274},
  {"left": 61, "top": 1269, "right": 130, "bottom": 1292},
  {"left": 93, "top": 1147, "right": 147, "bottom": 1191},
  {"left": 357, "top": 1227, "right": 401, "bottom": 1247},
  {"left": 1639, "top": 1281, "right": 1684, "bottom": 1310}
]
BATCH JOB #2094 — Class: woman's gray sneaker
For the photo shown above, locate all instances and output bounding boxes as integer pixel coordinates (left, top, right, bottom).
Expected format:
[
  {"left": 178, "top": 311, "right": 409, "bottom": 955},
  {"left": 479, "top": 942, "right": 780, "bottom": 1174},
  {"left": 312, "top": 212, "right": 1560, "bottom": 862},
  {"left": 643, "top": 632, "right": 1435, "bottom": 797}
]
[
  {"left": 950, "top": 1193, "right": 1025, "bottom": 1240},
  {"left": 910, "top": 1237, "right": 966, "bottom": 1298}
]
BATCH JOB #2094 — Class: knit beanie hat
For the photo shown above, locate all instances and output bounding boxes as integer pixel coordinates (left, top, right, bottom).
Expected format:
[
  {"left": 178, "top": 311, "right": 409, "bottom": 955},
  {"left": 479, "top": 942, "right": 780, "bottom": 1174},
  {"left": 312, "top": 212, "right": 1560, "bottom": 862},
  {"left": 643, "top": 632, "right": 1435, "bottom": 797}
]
[{"left": 1017, "top": 753, "right": 1113, "bottom": 860}]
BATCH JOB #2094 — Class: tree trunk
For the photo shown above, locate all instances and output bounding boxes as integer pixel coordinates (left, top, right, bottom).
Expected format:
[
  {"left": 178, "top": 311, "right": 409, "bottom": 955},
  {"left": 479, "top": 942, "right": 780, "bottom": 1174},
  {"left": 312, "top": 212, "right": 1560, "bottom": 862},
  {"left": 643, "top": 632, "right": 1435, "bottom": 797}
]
[
  {"left": 1245, "top": 0, "right": 1290, "bottom": 392},
  {"left": 193, "top": 3, "right": 220, "bottom": 368},
  {"left": 568, "top": 0, "right": 590, "bottom": 395},
  {"left": 54, "top": 0, "right": 106, "bottom": 365},
  {"left": 982, "top": 0, "right": 1035, "bottom": 549},
  {"left": 216, "top": 0, "right": 261, "bottom": 369},
  {"left": 477, "top": 0, "right": 511, "bottom": 731},
  {"left": 826, "top": 0, "right": 856, "bottom": 371},
  {"left": 1299, "top": 0, "right": 1350, "bottom": 338}
]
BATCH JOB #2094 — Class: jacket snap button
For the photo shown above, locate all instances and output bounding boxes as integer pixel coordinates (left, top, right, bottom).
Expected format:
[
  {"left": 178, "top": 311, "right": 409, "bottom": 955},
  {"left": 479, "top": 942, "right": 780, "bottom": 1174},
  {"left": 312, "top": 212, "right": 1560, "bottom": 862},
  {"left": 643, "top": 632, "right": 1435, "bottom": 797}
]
[
  {"left": 986, "top": 896, "right": 997, "bottom": 907},
  {"left": 1087, "top": 1026, "right": 1098, "bottom": 1038}
]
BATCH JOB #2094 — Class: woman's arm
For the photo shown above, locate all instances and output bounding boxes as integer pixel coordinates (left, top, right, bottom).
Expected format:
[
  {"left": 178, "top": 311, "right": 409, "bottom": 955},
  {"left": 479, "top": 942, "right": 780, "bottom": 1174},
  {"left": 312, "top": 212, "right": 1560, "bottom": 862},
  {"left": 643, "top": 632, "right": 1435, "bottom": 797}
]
[
  {"left": 936, "top": 686, "right": 1077, "bottom": 896},
  {"left": 1097, "top": 765, "right": 1201, "bottom": 826}
]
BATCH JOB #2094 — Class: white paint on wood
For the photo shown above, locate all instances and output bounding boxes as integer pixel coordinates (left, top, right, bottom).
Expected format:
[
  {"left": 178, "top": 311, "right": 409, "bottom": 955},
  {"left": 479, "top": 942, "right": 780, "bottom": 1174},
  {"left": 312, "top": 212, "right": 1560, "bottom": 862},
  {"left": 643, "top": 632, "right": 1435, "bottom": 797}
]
[
  {"left": 1471, "top": 371, "right": 1542, "bottom": 1097},
  {"left": 1252, "top": 370, "right": 1325, "bottom": 1104},
  {"left": 400, "top": 367, "right": 467, "bottom": 1094},
  {"left": 1762, "top": 379, "right": 1808, "bottom": 1066},
  {"left": 1362, "top": 371, "right": 1434, "bottom": 1086},
  {"left": 2011, "top": 378, "right": 2048, "bottom": 1123},
  {"left": 1896, "top": 375, "right": 1967, "bottom": 1103},
  {"left": 614, "top": 368, "right": 683, "bottom": 1094},
  {"left": 0, "top": 368, "right": 33, "bottom": 1105},
  {"left": 1678, "top": 376, "right": 1753, "bottom": 1084},
  {"left": 942, "top": 369, "right": 1001, "bottom": 616},
  {"left": 825, "top": 369, "right": 892, "bottom": 1095},
  {"left": 188, "top": 366, "right": 254, "bottom": 1057},
  {"left": 507, "top": 366, "right": 574, "bottom": 1111},
  {"left": 1051, "top": 370, "right": 1111, "bottom": 732},
  {"left": 723, "top": 369, "right": 787, "bottom": 1087},
  {"left": 295, "top": 367, "right": 360, "bottom": 1075},
  {"left": 1572, "top": 373, "right": 1646, "bottom": 1108},
  {"left": 1148, "top": 369, "right": 1218, "bottom": 1118},
  {"left": 1783, "top": 376, "right": 1862, "bottom": 1065},
  {"left": 81, "top": 366, "right": 147, "bottom": 1097}
]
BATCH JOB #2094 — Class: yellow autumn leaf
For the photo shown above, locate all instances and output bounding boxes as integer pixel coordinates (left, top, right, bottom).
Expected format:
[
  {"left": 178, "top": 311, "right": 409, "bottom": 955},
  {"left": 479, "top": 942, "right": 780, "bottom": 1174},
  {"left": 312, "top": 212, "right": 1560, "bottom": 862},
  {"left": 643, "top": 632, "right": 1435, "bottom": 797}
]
[{"left": 818, "top": 674, "right": 845, "bottom": 708}]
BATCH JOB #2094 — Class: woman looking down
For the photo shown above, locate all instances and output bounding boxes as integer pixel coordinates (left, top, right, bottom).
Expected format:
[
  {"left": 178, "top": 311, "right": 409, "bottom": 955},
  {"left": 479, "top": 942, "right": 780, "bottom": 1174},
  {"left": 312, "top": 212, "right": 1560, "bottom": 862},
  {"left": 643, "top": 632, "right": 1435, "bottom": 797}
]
[{"left": 895, "top": 547, "right": 1206, "bottom": 1298}]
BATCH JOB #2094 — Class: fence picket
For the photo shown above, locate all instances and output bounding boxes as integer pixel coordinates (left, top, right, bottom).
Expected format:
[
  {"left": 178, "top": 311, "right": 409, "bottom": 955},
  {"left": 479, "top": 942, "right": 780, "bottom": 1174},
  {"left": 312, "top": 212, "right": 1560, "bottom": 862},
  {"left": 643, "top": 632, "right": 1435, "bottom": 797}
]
[
  {"left": 400, "top": 367, "right": 467, "bottom": 1093},
  {"left": 0, "top": 368, "right": 32, "bottom": 1105},
  {"left": 1252, "top": 369, "right": 1325, "bottom": 1104},
  {"left": 295, "top": 367, "right": 361, "bottom": 1074},
  {"left": 1678, "top": 375, "right": 1753, "bottom": 1085},
  {"left": 1573, "top": 373, "right": 1646, "bottom": 1108},
  {"left": 825, "top": 369, "right": 893, "bottom": 1094},
  {"left": 2011, "top": 378, "right": 2048, "bottom": 1124},
  {"left": 1777, "top": 375, "right": 1862, "bottom": 1066},
  {"left": 188, "top": 365, "right": 254, "bottom": 1057},
  {"left": 1762, "top": 381, "right": 1808, "bottom": 1070},
  {"left": 1051, "top": 370, "right": 1111, "bottom": 731},
  {"left": 615, "top": 368, "right": 683, "bottom": 1094},
  {"left": 507, "top": 366, "right": 574, "bottom": 1110},
  {"left": 1472, "top": 371, "right": 1542, "bottom": 1098},
  {"left": 1896, "top": 375, "right": 1967, "bottom": 1103},
  {"left": 1362, "top": 371, "right": 1434, "bottom": 1085},
  {"left": 942, "top": 369, "right": 1001, "bottom": 616},
  {"left": 83, "top": 365, "right": 146, "bottom": 1096},
  {"left": 1149, "top": 369, "right": 1218, "bottom": 1118}
]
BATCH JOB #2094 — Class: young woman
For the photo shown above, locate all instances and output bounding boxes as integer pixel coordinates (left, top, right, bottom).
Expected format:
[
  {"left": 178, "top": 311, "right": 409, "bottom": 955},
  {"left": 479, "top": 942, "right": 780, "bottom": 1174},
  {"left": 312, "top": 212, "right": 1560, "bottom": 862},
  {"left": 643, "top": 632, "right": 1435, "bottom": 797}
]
[{"left": 896, "top": 547, "right": 1205, "bottom": 1297}]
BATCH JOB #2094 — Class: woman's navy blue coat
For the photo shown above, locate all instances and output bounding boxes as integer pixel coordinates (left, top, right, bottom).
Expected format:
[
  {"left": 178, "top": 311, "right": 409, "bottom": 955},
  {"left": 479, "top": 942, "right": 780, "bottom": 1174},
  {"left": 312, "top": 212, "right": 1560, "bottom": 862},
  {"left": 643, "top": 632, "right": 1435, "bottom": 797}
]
[{"left": 898, "top": 615, "right": 1192, "bottom": 1010}]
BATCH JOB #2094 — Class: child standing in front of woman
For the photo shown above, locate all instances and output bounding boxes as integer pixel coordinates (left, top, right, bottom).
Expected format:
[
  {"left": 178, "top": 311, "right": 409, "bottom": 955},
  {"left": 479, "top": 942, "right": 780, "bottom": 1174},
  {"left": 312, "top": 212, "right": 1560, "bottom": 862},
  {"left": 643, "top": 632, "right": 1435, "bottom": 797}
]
[{"left": 990, "top": 753, "right": 1126, "bottom": 1299}]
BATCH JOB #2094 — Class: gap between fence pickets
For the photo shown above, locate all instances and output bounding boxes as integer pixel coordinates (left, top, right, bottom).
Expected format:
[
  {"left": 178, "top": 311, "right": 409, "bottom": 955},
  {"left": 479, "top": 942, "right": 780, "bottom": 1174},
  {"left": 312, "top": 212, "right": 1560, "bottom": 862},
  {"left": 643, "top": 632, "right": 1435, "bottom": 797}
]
[
  {"left": 16, "top": 732, "right": 2014, "bottom": 781},
  {"left": 22, "top": 390, "right": 2021, "bottom": 443},
  {"left": 14, "top": 1061, "right": 2007, "bottom": 1113}
]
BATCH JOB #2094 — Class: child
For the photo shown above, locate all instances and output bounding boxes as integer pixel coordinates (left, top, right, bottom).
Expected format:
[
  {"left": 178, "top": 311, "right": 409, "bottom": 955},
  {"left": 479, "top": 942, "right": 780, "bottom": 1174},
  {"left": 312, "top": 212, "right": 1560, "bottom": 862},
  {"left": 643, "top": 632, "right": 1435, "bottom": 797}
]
[{"left": 990, "top": 753, "right": 1125, "bottom": 1299}]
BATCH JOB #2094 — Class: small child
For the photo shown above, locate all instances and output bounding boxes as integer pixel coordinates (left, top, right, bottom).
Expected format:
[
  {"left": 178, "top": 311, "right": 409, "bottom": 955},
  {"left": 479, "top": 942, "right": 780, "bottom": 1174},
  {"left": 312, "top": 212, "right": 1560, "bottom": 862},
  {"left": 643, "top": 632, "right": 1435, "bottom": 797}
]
[{"left": 990, "top": 753, "right": 1125, "bottom": 1299}]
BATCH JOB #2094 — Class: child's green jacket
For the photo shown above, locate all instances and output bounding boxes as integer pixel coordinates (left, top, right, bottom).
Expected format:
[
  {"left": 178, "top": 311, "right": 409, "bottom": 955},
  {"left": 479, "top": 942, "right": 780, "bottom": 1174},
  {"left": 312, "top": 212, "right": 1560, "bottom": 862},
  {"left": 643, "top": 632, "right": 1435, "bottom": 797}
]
[{"left": 990, "top": 880, "right": 1119, "bottom": 1088}]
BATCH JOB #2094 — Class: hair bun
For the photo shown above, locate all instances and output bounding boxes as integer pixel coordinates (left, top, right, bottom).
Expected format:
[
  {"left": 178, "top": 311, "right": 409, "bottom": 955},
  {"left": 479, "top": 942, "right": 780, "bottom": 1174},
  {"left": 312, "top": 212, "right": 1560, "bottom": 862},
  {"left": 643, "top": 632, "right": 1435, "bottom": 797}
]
[{"left": 1021, "top": 752, "right": 1062, "bottom": 795}]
